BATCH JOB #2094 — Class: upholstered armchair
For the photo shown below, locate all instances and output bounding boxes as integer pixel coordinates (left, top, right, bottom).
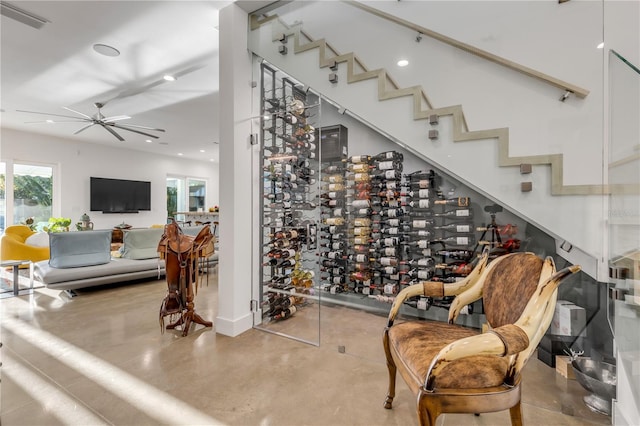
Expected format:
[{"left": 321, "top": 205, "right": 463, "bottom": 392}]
[
  {"left": 383, "top": 250, "right": 580, "bottom": 426},
  {"left": 1, "top": 225, "right": 50, "bottom": 267}
]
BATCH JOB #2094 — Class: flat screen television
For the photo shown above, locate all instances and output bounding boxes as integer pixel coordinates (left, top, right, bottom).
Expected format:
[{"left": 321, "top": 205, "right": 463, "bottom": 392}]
[{"left": 90, "top": 177, "right": 151, "bottom": 213}]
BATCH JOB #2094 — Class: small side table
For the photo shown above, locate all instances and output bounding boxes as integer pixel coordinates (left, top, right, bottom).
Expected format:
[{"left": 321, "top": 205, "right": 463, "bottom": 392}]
[{"left": 1, "top": 260, "right": 34, "bottom": 296}]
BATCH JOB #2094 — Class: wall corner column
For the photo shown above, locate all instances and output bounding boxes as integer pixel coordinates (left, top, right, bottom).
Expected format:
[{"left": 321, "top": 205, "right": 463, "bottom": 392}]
[{"left": 216, "top": 3, "right": 256, "bottom": 336}]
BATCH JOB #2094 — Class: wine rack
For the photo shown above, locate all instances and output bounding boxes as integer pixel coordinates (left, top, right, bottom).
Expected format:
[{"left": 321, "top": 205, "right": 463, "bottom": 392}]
[
  {"left": 258, "top": 65, "right": 520, "bottom": 326},
  {"left": 260, "top": 63, "right": 320, "bottom": 323}
]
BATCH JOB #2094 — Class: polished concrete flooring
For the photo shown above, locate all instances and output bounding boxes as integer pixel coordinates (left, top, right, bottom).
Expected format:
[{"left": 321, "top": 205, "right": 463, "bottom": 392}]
[{"left": 1, "top": 271, "right": 611, "bottom": 425}]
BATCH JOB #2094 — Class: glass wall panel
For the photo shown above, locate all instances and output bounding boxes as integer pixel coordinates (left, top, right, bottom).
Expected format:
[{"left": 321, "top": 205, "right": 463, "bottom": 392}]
[
  {"left": 12, "top": 163, "right": 53, "bottom": 229},
  {"left": 608, "top": 49, "right": 640, "bottom": 424}
]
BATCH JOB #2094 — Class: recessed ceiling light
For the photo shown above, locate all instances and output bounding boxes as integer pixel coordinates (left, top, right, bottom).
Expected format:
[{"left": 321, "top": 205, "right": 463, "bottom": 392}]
[
  {"left": 93, "top": 43, "right": 120, "bottom": 57},
  {"left": 397, "top": 59, "right": 409, "bottom": 67},
  {"left": 163, "top": 74, "right": 176, "bottom": 82},
  {"left": 597, "top": 42, "right": 604, "bottom": 49},
  {"left": 46, "top": 119, "right": 54, "bottom": 123},
  {"left": 210, "top": 158, "right": 215, "bottom": 162},
  {"left": 177, "top": 153, "right": 183, "bottom": 156},
  {"left": 200, "top": 149, "right": 205, "bottom": 153},
  {"left": 145, "top": 139, "right": 152, "bottom": 143}
]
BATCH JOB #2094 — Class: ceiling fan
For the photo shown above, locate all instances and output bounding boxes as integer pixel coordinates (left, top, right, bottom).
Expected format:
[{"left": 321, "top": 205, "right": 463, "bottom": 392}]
[{"left": 17, "top": 102, "right": 166, "bottom": 141}]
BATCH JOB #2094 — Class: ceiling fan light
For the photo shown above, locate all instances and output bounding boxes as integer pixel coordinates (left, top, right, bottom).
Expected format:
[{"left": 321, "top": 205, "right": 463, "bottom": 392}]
[{"left": 93, "top": 43, "right": 120, "bottom": 57}]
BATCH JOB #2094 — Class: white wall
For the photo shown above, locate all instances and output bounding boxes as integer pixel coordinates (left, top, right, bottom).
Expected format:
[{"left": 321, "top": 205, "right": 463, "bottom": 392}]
[{"left": 1, "top": 128, "right": 219, "bottom": 230}]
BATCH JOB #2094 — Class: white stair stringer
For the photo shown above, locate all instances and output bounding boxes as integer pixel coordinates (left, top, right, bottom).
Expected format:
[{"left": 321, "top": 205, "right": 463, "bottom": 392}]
[{"left": 249, "top": 14, "right": 627, "bottom": 278}]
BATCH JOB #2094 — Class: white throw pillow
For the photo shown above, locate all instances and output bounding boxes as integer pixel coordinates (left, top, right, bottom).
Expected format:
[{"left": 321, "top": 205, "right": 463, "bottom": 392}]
[{"left": 25, "top": 232, "right": 49, "bottom": 247}]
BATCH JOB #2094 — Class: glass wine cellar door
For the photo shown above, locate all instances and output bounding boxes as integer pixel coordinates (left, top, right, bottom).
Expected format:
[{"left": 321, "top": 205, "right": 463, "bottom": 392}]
[{"left": 256, "top": 62, "right": 322, "bottom": 345}]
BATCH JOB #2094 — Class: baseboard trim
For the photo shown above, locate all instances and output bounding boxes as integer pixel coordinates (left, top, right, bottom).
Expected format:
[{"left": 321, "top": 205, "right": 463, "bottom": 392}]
[{"left": 215, "top": 312, "right": 253, "bottom": 337}]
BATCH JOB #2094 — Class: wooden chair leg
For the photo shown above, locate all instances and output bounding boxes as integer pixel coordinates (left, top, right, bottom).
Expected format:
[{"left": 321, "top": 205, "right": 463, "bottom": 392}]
[
  {"left": 383, "top": 332, "right": 396, "bottom": 409},
  {"left": 417, "top": 392, "right": 439, "bottom": 426},
  {"left": 509, "top": 401, "right": 523, "bottom": 426}
]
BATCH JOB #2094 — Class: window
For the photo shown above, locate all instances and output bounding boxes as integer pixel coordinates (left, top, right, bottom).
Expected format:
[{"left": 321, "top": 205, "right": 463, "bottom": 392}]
[
  {"left": 167, "top": 176, "right": 207, "bottom": 218},
  {"left": 0, "top": 161, "right": 55, "bottom": 232}
]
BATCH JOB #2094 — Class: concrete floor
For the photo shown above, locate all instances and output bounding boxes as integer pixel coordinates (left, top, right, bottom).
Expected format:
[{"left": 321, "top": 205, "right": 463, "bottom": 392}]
[{"left": 1, "top": 271, "right": 611, "bottom": 425}]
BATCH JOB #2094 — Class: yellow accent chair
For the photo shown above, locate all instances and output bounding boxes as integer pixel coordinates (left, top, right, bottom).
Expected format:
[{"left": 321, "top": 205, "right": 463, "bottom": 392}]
[
  {"left": 1, "top": 225, "right": 50, "bottom": 267},
  {"left": 382, "top": 250, "right": 581, "bottom": 426}
]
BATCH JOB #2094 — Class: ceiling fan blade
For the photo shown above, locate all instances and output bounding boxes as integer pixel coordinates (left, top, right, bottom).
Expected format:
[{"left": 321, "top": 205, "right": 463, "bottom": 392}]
[
  {"left": 63, "top": 106, "right": 92, "bottom": 120},
  {"left": 112, "top": 123, "right": 165, "bottom": 132},
  {"left": 111, "top": 123, "right": 161, "bottom": 139},
  {"left": 17, "top": 109, "right": 91, "bottom": 121},
  {"left": 24, "top": 119, "right": 88, "bottom": 124},
  {"left": 101, "top": 124, "right": 125, "bottom": 141},
  {"left": 102, "top": 115, "right": 131, "bottom": 123},
  {"left": 74, "top": 123, "right": 95, "bottom": 135}
]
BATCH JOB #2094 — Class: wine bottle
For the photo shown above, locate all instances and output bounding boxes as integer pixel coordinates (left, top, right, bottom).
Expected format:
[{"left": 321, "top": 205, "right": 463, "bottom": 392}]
[
  {"left": 322, "top": 183, "right": 345, "bottom": 192},
  {"left": 401, "top": 268, "right": 435, "bottom": 280},
  {"left": 347, "top": 253, "right": 370, "bottom": 263},
  {"left": 353, "top": 207, "right": 375, "bottom": 216},
  {"left": 321, "top": 275, "right": 346, "bottom": 285},
  {"left": 406, "top": 240, "right": 430, "bottom": 249},
  {"left": 348, "top": 199, "right": 372, "bottom": 209},
  {"left": 346, "top": 172, "right": 371, "bottom": 182},
  {"left": 411, "top": 219, "right": 435, "bottom": 229},
  {"left": 401, "top": 257, "right": 435, "bottom": 268},
  {"left": 348, "top": 163, "right": 374, "bottom": 173},
  {"left": 432, "top": 223, "right": 474, "bottom": 234},
  {"left": 321, "top": 174, "right": 344, "bottom": 183},
  {"left": 403, "top": 199, "right": 431, "bottom": 209},
  {"left": 319, "top": 251, "right": 347, "bottom": 260},
  {"left": 321, "top": 199, "right": 344, "bottom": 208},
  {"left": 320, "top": 241, "right": 345, "bottom": 250},
  {"left": 378, "top": 207, "right": 408, "bottom": 218},
  {"left": 323, "top": 217, "right": 346, "bottom": 226},
  {"left": 272, "top": 305, "right": 297, "bottom": 320},
  {"left": 434, "top": 197, "right": 470, "bottom": 207},
  {"left": 322, "top": 165, "right": 343, "bottom": 174},
  {"left": 320, "top": 192, "right": 342, "bottom": 200},
  {"left": 320, "top": 266, "right": 345, "bottom": 275},
  {"left": 435, "top": 262, "right": 473, "bottom": 275},
  {"left": 433, "top": 208, "right": 474, "bottom": 219},
  {"left": 377, "top": 256, "right": 398, "bottom": 266},
  {"left": 432, "top": 235, "right": 476, "bottom": 246},
  {"left": 403, "top": 179, "right": 431, "bottom": 189},
  {"left": 353, "top": 218, "right": 372, "bottom": 227},
  {"left": 348, "top": 154, "right": 371, "bottom": 164},
  {"left": 434, "top": 249, "right": 474, "bottom": 260},
  {"left": 374, "top": 160, "right": 403, "bottom": 172},
  {"left": 371, "top": 169, "right": 400, "bottom": 180},
  {"left": 271, "top": 229, "right": 303, "bottom": 239},
  {"left": 401, "top": 189, "right": 431, "bottom": 199},
  {"left": 372, "top": 151, "right": 403, "bottom": 162},
  {"left": 405, "top": 230, "right": 433, "bottom": 238}
]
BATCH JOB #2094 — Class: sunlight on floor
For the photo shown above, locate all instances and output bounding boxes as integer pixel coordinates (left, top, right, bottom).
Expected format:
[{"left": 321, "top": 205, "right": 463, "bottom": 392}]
[{"left": 3, "top": 316, "right": 227, "bottom": 425}]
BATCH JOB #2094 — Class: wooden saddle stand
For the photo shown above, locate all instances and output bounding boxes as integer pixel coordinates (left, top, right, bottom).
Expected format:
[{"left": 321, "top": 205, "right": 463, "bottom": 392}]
[{"left": 158, "top": 220, "right": 215, "bottom": 336}]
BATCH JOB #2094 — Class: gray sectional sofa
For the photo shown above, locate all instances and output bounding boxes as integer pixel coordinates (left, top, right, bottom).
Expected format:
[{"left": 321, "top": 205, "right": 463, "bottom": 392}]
[{"left": 34, "top": 228, "right": 166, "bottom": 291}]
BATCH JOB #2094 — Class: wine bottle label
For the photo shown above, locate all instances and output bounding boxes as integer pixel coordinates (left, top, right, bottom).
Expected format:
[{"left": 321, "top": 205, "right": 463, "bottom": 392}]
[
  {"left": 384, "top": 170, "right": 397, "bottom": 179},
  {"left": 417, "top": 270, "right": 431, "bottom": 279},
  {"left": 456, "top": 225, "right": 471, "bottom": 233},
  {"left": 388, "top": 219, "right": 400, "bottom": 227},
  {"left": 386, "top": 181, "right": 398, "bottom": 190},
  {"left": 413, "top": 220, "right": 428, "bottom": 228},
  {"left": 363, "top": 286, "right": 371, "bottom": 295},
  {"left": 416, "top": 298, "right": 428, "bottom": 310},
  {"left": 383, "top": 266, "right": 396, "bottom": 275},
  {"left": 417, "top": 258, "right": 431, "bottom": 267},
  {"left": 350, "top": 155, "right": 369, "bottom": 163},
  {"left": 418, "top": 199, "right": 430, "bottom": 208},
  {"left": 352, "top": 236, "right": 366, "bottom": 245},
  {"left": 388, "top": 209, "right": 399, "bottom": 218},
  {"left": 331, "top": 243, "right": 342, "bottom": 250},
  {"left": 327, "top": 183, "right": 344, "bottom": 191},
  {"left": 383, "top": 238, "right": 397, "bottom": 246},
  {"left": 418, "top": 189, "right": 430, "bottom": 198},
  {"left": 456, "top": 237, "right": 469, "bottom": 245},
  {"left": 324, "top": 217, "right": 345, "bottom": 225},
  {"left": 384, "top": 247, "right": 396, "bottom": 256},
  {"left": 387, "top": 228, "right": 399, "bottom": 235},
  {"left": 378, "top": 161, "right": 394, "bottom": 170},
  {"left": 383, "top": 284, "right": 396, "bottom": 295},
  {"left": 418, "top": 180, "right": 429, "bottom": 189},
  {"left": 356, "top": 208, "right": 370, "bottom": 216},
  {"left": 380, "top": 257, "right": 394, "bottom": 266},
  {"left": 333, "top": 208, "right": 344, "bottom": 217},
  {"left": 355, "top": 254, "right": 367, "bottom": 263},
  {"left": 351, "top": 199, "right": 371, "bottom": 208},
  {"left": 354, "top": 218, "right": 371, "bottom": 227},
  {"left": 353, "top": 172, "right": 370, "bottom": 181},
  {"left": 456, "top": 209, "right": 470, "bottom": 217},
  {"left": 332, "top": 277, "right": 342, "bottom": 284},
  {"left": 327, "top": 175, "right": 342, "bottom": 183},
  {"left": 351, "top": 163, "right": 370, "bottom": 173},
  {"left": 390, "top": 273, "right": 400, "bottom": 280}
]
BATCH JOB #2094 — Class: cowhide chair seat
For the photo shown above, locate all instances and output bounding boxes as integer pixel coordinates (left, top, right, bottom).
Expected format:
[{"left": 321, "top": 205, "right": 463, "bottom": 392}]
[{"left": 383, "top": 249, "right": 580, "bottom": 426}]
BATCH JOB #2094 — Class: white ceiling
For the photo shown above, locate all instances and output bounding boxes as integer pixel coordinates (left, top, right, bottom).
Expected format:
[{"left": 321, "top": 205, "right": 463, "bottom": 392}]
[{"left": 1, "top": 0, "right": 236, "bottom": 162}]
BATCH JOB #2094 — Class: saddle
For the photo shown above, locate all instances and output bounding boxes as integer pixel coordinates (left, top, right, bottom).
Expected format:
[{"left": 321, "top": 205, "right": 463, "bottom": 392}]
[{"left": 158, "top": 219, "right": 215, "bottom": 336}]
